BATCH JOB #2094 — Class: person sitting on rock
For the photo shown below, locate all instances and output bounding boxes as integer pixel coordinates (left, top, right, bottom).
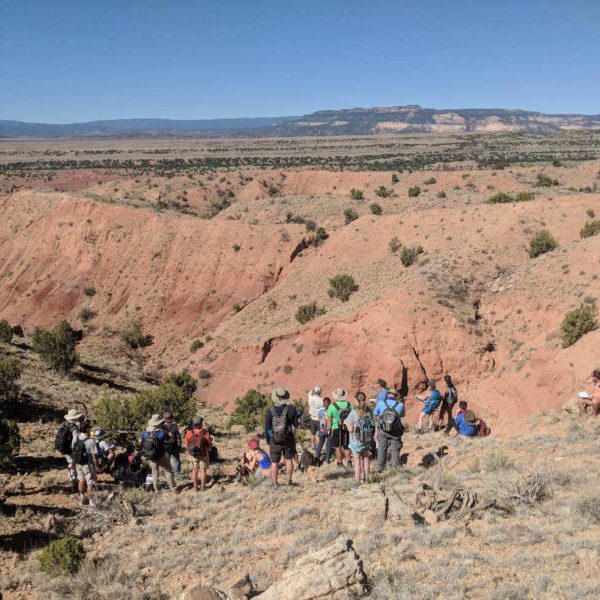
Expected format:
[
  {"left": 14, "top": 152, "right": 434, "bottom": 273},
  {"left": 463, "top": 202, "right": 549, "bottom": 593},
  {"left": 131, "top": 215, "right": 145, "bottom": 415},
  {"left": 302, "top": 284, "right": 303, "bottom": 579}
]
[
  {"left": 240, "top": 438, "right": 272, "bottom": 482},
  {"left": 577, "top": 369, "right": 600, "bottom": 417},
  {"left": 92, "top": 427, "right": 115, "bottom": 473},
  {"left": 416, "top": 380, "right": 442, "bottom": 433},
  {"left": 454, "top": 409, "right": 478, "bottom": 437},
  {"left": 265, "top": 388, "right": 299, "bottom": 485}
]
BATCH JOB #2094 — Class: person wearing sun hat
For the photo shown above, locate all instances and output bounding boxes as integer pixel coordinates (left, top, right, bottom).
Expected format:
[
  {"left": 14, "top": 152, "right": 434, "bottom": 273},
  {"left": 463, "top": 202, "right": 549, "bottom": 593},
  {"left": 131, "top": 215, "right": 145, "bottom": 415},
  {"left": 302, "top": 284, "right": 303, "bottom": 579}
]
[
  {"left": 264, "top": 388, "right": 299, "bottom": 485},
  {"left": 326, "top": 388, "right": 353, "bottom": 468},
  {"left": 139, "top": 414, "right": 178, "bottom": 493},
  {"left": 454, "top": 409, "right": 478, "bottom": 437},
  {"left": 58, "top": 408, "right": 85, "bottom": 492}
]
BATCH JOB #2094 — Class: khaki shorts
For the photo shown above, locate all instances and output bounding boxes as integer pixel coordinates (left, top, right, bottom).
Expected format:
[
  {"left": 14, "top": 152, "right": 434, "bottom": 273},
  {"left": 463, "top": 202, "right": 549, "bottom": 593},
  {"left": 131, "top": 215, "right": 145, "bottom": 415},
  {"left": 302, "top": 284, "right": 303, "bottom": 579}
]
[
  {"left": 76, "top": 463, "right": 97, "bottom": 486},
  {"left": 189, "top": 453, "right": 209, "bottom": 469}
]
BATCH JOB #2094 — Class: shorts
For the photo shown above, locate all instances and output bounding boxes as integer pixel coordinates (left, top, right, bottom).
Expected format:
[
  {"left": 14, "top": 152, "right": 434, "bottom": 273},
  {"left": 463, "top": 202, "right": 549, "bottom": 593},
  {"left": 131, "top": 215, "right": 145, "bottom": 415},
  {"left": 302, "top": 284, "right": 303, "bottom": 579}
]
[
  {"left": 309, "top": 419, "right": 320, "bottom": 436},
  {"left": 76, "top": 463, "right": 97, "bottom": 486},
  {"left": 269, "top": 434, "right": 296, "bottom": 463},
  {"left": 189, "top": 453, "right": 210, "bottom": 469},
  {"left": 331, "top": 428, "right": 349, "bottom": 449},
  {"left": 422, "top": 406, "right": 438, "bottom": 416},
  {"left": 349, "top": 439, "right": 368, "bottom": 454}
]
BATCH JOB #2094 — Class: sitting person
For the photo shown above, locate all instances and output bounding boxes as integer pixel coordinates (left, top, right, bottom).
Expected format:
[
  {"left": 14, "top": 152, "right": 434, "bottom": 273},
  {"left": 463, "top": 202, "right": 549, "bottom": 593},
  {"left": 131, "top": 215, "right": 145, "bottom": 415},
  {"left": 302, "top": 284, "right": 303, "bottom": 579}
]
[
  {"left": 416, "top": 380, "right": 442, "bottom": 433},
  {"left": 455, "top": 410, "right": 478, "bottom": 437},
  {"left": 112, "top": 444, "right": 146, "bottom": 487},
  {"left": 93, "top": 428, "right": 116, "bottom": 473},
  {"left": 240, "top": 438, "right": 272, "bottom": 482},
  {"left": 577, "top": 369, "right": 600, "bottom": 417}
]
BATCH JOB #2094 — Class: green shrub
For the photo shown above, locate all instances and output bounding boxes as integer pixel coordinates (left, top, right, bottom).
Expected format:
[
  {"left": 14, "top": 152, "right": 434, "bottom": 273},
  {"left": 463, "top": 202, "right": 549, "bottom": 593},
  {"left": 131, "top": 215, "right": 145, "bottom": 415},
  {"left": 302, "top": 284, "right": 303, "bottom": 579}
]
[
  {"left": 121, "top": 322, "right": 153, "bottom": 349},
  {"left": 437, "top": 191, "right": 447, "bottom": 199},
  {"left": 228, "top": 389, "right": 272, "bottom": 431},
  {"left": 93, "top": 393, "right": 134, "bottom": 433},
  {"left": 370, "top": 203, "right": 383, "bottom": 215},
  {"left": 529, "top": 230, "right": 559, "bottom": 258},
  {"left": 83, "top": 286, "right": 96, "bottom": 297},
  {"left": 343, "top": 207, "right": 359, "bottom": 224},
  {"left": 423, "top": 177, "right": 437, "bottom": 185},
  {"left": 79, "top": 307, "right": 96, "bottom": 323},
  {"left": 162, "top": 369, "right": 197, "bottom": 401},
  {"left": 350, "top": 188, "right": 364, "bottom": 200},
  {"left": 586, "top": 209, "right": 595, "bottom": 218},
  {"left": 32, "top": 320, "right": 80, "bottom": 372},
  {"left": 400, "top": 245, "right": 424, "bottom": 267},
  {"left": 515, "top": 191, "right": 535, "bottom": 202},
  {"left": 0, "top": 319, "right": 12, "bottom": 343},
  {"left": 190, "top": 339, "right": 204, "bottom": 352},
  {"left": 0, "top": 358, "right": 21, "bottom": 416},
  {"left": 388, "top": 236, "right": 401, "bottom": 253},
  {"left": 375, "top": 186, "right": 392, "bottom": 198},
  {"left": 295, "top": 302, "right": 326, "bottom": 324},
  {"left": 313, "top": 227, "right": 328, "bottom": 244},
  {"left": 561, "top": 302, "right": 598, "bottom": 348},
  {"left": 305, "top": 219, "right": 317, "bottom": 232},
  {"left": 536, "top": 174, "right": 559, "bottom": 188},
  {"left": 487, "top": 192, "right": 514, "bottom": 204},
  {"left": 232, "top": 243, "right": 241, "bottom": 252},
  {"left": 39, "top": 536, "right": 85, "bottom": 575},
  {"left": 0, "top": 418, "right": 20, "bottom": 467},
  {"left": 408, "top": 186, "right": 421, "bottom": 198},
  {"left": 328, "top": 273, "right": 359, "bottom": 302},
  {"left": 391, "top": 173, "right": 399, "bottom": 184},
  {"left": 580, "top": 220, "right": 600, "bottom": 239}
]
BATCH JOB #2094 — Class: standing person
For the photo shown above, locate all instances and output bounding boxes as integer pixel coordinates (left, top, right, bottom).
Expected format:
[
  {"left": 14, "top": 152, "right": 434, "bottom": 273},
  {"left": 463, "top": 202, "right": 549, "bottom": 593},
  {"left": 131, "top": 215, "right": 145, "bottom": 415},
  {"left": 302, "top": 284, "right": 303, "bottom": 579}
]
[
  {"left": 162, "top": 411, "right": 182, "bottom": 477},
  {"left": 184, "top": 416, "right": 212, "bottom": 492},
  {"left": 577, "top": 369, "right": 600, "bottom": 417},
  {"left": 346, "top": 399, "right": 375, "bottom": 484},
  {"left": 439, "top": 375, "right": 459, "bottom": 434},
  {"left": 372, "top": 379, "right": 389, "bottom": 404},
  {"left": 140, "top": 414, "right": 178, "bottom": 493},
  {"left": 265, "top": 388, "right": 299, "bottom": 485},
  {"left": 373, "top": 388, "right": 405, "bottom": 471},
  {"left": 416, "top": 381, "right": 442, "bottom": 433},
  {"left": 315, "top": 397, "right": 332, "bottom": 465},
  {"left": 54, "top": 408, "right": 84, "bottom": 493},
  {"left": 326, "top": 388, "right": 353, "bottom": 468},
  {"left": 72, "top": 421, "right": 99, "bottom": 508},
  {"left": 307, "top": 386, "right": 324, "bottom": 451}
]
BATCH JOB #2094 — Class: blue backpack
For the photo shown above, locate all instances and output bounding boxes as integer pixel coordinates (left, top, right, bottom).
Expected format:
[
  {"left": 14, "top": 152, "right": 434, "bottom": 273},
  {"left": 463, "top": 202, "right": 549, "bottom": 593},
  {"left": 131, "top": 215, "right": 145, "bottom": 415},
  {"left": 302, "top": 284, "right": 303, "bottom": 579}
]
[{"left": 356, "top": 415, "right": 375, "bottom": 444}]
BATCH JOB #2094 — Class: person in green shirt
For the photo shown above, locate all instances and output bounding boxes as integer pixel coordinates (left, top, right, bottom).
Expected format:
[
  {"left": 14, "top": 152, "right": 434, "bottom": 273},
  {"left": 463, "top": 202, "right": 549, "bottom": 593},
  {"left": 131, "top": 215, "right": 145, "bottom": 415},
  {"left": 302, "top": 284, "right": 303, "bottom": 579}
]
[{"left": 326, "top": 388, "right": 353, "bottom": 468}]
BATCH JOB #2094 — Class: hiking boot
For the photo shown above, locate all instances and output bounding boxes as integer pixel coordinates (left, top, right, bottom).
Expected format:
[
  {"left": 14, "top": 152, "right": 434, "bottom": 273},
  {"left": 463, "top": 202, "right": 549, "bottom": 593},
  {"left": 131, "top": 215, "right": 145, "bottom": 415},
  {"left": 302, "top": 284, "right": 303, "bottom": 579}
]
[{"left": 286, "top": 481, "right": 299, "bottom": 487}]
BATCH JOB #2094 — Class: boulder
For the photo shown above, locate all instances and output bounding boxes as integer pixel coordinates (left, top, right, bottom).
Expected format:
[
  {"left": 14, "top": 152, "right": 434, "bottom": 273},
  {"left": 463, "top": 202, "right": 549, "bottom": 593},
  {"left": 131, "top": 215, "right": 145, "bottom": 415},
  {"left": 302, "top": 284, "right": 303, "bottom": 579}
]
[{"left": 256, "top": 537, "right": 367, "bottom": 600}]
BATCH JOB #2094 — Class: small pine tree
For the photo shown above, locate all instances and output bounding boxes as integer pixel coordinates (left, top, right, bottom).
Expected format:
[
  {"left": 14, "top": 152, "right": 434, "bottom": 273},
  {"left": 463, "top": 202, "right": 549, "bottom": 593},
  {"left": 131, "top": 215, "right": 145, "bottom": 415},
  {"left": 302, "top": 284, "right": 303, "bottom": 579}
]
[
  {"left": 295, "top": 302, "right": 326, "bottom": 324},
  {"left": 375, "top": 186, "right": 391, "bottom": 198},
  {"left": 580, "top": 220, "right": 600, "bottom": 239},
  {"left": 529, "top": 230, "right": 559, "bottom": 258},
  {"left": 561, "top": 302, "right": 598, "bottom": 348},
  {"left": 400, "top": 245, "right": 424, "bottom": 267},
  {"left": 228, "top": 389, "right": 272, "bottom": 431},
  {"left": 39, "top": 537, "right": 85, "bottom": 575},
  {"left": 32, "top": 321, "right": 80, "bottom": 372},
  {"left": 350, "top": 188, "right": 364, "bottom": 200},
  {"left": 370, "top": 203, "right": 383, "bottom": 215},
  {"left": 343, "top": 208, "right": 359, "bottom": 224},
  {"left": 408, "top": 186, "right": 421, "bottom": 198},
  {"left": 328, "top": 274, "right": 359, "bottom": 302}
]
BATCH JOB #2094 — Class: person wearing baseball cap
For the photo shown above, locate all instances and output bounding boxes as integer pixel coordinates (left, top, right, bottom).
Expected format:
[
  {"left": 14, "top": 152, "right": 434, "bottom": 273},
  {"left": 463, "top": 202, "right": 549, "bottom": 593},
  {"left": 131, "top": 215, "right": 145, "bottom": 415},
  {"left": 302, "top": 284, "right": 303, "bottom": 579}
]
[{"left": 307, "top": 386, "right": 324, "bottom": 451}]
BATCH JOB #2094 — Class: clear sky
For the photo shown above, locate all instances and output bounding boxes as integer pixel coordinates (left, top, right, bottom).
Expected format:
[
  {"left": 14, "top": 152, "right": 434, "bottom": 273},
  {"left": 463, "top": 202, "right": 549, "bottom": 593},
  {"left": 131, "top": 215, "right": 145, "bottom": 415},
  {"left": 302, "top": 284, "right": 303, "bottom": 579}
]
[{"left": 1, "top": 0, "right": 599, "bottom": 122}]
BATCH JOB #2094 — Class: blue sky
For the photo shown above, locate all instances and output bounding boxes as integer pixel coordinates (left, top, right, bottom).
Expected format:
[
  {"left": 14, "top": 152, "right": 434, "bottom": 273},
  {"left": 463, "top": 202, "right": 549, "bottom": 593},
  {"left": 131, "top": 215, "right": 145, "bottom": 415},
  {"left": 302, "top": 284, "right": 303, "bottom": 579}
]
[{"left": 1, "top": 0, "right": 598, "bottom": 122}]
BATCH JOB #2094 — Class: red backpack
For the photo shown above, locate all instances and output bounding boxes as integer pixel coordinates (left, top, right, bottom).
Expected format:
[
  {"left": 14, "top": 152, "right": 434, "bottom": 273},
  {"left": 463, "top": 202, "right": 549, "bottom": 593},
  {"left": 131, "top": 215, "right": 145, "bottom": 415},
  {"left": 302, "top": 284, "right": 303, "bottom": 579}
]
[
  {"left": 478, "top": 419, "right": 491, "bottom": 437},
  {"left": 187, "top": 430, "right": 210, "bottom": 458}
]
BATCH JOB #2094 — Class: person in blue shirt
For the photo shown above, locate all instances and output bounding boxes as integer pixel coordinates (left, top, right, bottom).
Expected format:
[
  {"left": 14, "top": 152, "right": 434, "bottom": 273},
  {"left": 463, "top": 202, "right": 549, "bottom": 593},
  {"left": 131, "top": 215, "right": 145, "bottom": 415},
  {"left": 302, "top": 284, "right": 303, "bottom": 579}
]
[
  {"left": 416, "top": 380, "right": 442, "bottom": 433},
  {"left": 373, "top": 388, "right": 405, "bottom": 470},
  {"left": 454, "top": 410, "right": 478, "bottom": 437},
  {"left": 139, "top": 414, "right": 178, "bottom": 493},
  {"left": 373, "top": 379, "right": 389, "bottom": 404}
]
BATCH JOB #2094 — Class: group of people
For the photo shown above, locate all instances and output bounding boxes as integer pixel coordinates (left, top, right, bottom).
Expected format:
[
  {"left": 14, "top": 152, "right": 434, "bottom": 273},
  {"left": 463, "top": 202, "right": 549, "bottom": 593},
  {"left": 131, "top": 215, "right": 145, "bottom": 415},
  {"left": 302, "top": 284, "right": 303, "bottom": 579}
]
[
  {"left": 55, "top": 408, "right": 214, "bottom": 506},
  {"left": 241, "top": 376, "right": 488, "bottom": 487}
]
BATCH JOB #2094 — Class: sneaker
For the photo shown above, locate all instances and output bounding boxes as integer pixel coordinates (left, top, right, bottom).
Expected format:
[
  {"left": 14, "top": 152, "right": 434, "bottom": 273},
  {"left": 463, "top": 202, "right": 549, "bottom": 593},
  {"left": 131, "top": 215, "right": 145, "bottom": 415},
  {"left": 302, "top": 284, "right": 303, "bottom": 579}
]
[
  {"left": 88, "top": 499, "right": 97, "bottom": 509},
  {"left": 286, "top": 481, "right": 299, "bottom": 487}
]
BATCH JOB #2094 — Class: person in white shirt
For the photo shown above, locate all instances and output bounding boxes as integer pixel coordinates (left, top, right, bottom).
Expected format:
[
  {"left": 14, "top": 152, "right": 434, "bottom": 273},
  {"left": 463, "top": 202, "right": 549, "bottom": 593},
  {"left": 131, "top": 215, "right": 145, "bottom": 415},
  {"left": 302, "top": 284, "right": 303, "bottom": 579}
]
[{"left": 307, "top": 386, "right": 324, "bottom": 450}]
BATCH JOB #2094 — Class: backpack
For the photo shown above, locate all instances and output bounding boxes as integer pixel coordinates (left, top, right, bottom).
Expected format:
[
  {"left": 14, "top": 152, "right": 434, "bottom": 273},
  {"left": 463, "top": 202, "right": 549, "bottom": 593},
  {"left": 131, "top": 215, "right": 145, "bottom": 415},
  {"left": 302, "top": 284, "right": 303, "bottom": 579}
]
[
  {"left": 187, "top": 430, "right": 210, "bottom": 458},
  {"left": 334, "top": 402, "right": 352, "bottom": 429},
  {"left": 271, "top": 406, "right": 289, "bottom": 444},
  {"left": 72, "top": 438, "right": 88, "bottom": 466},
  {"left": 380, "top": 401, "right": 402, "bottom": 435},
  {"left": 446, "top": 387, "right": 458, "bottom": 405},
  {"left": 478, "top": 419, "right": 491, "bottom": 437},
  {"left": 142, "top": 433, "right": 164, "bottom": 460},
  {"left": 355, "top": 415, "right": 375, "bottom": 445},
  {"left": 54, "top": 423, "right": 74, "bottom": 455},
  {"left": 163, "top": 423, "right": 180, "bottom": 453}
]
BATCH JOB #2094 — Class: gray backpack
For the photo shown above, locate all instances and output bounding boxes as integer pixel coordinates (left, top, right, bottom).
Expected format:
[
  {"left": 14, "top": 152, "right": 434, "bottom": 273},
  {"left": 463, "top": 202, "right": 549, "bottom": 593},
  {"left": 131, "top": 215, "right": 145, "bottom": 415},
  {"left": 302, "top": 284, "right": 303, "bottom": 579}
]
[
  {"left": 380, "top": 401, "right": 402, "bottom": 435},
  {"left": 271, "top": 406, "right": 289, "bottom": 444}
]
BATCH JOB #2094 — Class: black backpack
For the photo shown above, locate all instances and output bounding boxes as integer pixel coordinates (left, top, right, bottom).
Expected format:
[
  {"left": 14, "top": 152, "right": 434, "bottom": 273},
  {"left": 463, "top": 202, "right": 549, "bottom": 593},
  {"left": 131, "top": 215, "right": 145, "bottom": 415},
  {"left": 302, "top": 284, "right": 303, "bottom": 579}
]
[
  {"left": 142, "top": 433, "right": 164, "bottom": 460},
  {"left": 334, "top": 402, "right": 352, "bottom": 429},
  {"left": 446, "top": 386, "right": 458, "bottom": 405},
  {"left": 72, "top": 438, "right": 88, "bottom": 466},
  {"left": 380, "top": 401, "right": 403, "bottom": 435},
  {"left": 271, "top": 406, "right": 290, "bottom": 444},
  {"left": 54, "top": 423, "right": 74, "bottom": 455}
]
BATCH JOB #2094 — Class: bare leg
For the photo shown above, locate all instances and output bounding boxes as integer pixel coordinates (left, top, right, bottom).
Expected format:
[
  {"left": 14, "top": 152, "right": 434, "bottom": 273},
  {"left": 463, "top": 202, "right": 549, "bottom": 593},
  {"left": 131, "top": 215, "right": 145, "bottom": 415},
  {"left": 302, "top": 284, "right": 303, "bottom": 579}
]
[
  {"left": 270, "top": 461, "right": 278, "bottom": 484},
  {"left": 363, "top": 452, "right": 371, "bottom": 482},
  {"left": 285, "top": 458, "right": 294, "bottom": 483},
  {"left": 417, "top": 411, "right": 425, "bottom": 431},
  {"left": 199, "top": 465, "right": 207, "bottom": 490},
  {"left": 191, "top": 466, "right": 199, "bottom": 490},
  {"left": 353, "top": 452, "right": 361, "bottom": 483}
]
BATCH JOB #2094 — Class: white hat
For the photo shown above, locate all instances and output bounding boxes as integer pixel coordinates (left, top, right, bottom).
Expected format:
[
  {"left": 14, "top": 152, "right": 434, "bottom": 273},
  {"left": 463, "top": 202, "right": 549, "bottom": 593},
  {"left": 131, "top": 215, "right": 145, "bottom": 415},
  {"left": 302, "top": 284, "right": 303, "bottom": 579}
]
[
  {"left": 578, "top": 391, "right": 592, "bottom": 399},
  {"left": 64, "top": 408, "right": 83, "bottom": 422},
  {"left": 332, "top": 388, "right": 348, "bottom": 401},
  {"left": 146, "top": 413, "right": 164, "bottom": 431},
  {"left": 314, "top": 386, "right": 322, "bottom": 394}
]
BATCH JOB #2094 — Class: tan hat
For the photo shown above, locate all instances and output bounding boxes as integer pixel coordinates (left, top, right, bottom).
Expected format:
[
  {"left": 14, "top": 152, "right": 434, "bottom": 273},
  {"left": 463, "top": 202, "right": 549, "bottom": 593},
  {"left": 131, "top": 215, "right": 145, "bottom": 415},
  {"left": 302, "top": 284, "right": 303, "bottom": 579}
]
[
  {"left": 64, "top": 408, "right": 83, "bottom": 422},
  {"left": 464, "top": 411, "right": 477, "bottom": 426},
  {"left": 146, "top": 413, "right": 164, "bottom": 431},
  {"left": 332, "top": 388, "right": 348, "bottom": 401},
  {"left": 387, "top": 388, "right": 399, "bottom": 396},
  {"left": 271, "top": 388, "right": 290, "bottom": 405}
]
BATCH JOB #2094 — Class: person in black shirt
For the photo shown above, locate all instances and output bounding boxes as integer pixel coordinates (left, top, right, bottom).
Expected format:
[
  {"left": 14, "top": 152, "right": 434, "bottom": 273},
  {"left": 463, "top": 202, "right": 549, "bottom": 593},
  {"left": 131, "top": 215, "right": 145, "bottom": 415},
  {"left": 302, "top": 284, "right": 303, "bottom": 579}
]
[{"left": 264, "top": 388, "right": 299, "bottom": 486}]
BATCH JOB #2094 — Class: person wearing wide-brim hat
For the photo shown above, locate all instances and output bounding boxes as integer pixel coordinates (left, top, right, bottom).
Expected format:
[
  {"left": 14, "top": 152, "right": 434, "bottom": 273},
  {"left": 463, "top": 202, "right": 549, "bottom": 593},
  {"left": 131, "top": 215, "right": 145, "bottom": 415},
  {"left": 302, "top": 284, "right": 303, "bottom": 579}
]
[
  {"left": 60, "top": 408, "right": 85, "bottom": 492},
  {"left": 265, "top": 388, "right": 299, "bottom": 485},
  {"left": 139, "top": 414, "right": 178, "bottom": 493},
  {"left": 326, "top": 388, "right": 353, "bottom": 468},
  {"left": 455, "top": 409, "right": 478, "bottom": 437},
  {"left": 373, "top": 386, "right": 405, "bottom": 471}
]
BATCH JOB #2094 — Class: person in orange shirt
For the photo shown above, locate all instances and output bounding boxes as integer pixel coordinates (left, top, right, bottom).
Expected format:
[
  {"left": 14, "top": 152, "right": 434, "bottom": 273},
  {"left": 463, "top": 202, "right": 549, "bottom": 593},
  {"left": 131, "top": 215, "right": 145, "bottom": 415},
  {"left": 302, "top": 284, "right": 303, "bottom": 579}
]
[{"left": 183, "top": 416, "right": 212, "bottom": 492}]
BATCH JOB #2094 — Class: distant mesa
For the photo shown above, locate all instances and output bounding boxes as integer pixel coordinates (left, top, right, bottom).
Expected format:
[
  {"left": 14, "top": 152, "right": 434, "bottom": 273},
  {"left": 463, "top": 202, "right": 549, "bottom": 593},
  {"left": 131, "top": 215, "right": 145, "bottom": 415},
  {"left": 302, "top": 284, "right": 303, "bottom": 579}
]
[{"left": 1, "top": 105, "right": 600, "bottom": 138}]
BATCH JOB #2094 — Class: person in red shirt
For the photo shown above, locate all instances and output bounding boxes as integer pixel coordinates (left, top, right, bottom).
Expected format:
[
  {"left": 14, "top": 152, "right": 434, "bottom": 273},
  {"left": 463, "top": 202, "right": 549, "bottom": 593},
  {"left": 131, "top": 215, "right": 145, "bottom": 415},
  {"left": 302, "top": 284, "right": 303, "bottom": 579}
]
[{"left": 183, "top": 416, "right": 212, "bottom": 492}]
